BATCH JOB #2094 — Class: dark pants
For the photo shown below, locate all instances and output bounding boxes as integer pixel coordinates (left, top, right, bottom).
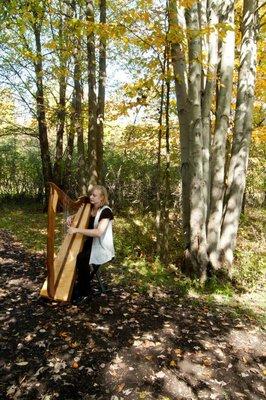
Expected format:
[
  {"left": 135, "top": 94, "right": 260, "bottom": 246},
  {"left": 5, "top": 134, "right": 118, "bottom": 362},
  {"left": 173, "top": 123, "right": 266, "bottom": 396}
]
[{"left": 75, "top": 252, "right": 100, "bottom": 296}]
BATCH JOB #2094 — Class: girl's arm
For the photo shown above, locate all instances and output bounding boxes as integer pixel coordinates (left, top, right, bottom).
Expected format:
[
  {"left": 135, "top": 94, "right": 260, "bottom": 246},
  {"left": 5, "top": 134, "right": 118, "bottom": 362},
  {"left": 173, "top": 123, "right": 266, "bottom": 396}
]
[{"left": 68, "top": 218, "right": 110, "bottom": 238}]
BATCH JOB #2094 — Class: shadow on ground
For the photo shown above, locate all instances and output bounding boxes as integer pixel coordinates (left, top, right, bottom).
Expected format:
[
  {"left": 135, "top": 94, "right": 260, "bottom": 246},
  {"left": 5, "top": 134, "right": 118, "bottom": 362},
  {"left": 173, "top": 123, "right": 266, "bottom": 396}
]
[{"left": 0, "top": 229, "right": 265, "bottom": 400}]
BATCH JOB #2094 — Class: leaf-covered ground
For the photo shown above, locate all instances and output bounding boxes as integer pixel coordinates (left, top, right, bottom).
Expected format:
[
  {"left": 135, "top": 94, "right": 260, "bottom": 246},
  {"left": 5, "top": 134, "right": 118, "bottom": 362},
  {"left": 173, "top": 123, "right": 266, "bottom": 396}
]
[{"left": 0, "top": 229, "right": 265, "bottom": 400}]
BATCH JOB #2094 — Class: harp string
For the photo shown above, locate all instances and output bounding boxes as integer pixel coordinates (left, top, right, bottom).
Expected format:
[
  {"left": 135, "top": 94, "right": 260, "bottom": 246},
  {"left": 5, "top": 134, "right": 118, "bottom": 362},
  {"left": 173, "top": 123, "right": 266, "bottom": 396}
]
[{"left": 54, "top": 202, "right": 70, "bottom": 256}]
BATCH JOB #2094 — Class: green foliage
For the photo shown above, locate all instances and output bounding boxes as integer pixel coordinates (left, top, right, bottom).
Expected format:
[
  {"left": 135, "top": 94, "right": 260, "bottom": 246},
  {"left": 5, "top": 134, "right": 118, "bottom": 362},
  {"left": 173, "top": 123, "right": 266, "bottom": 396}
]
[
  {"left": 0, "top": 137, "right": 43, "bottom": 199},
  {"left": 0, "top": 202, "right": 264, "bottom": 316},
  {"left": 234, "top": 251, "right": 265, "bottom": 290},
  {"left": 0, "top": 203, "right": 46, "bottom": 252},
  {"left": 246, "top": 139, "right": 266, "bottom": 206},
  {"left": 0, "top": 202, "right": 69, "bottom": 252},
  {"left": 233, "top": 207, "right": 266, "bottom": 290},
  {"left": 202, "top": 276, "right": 235, "bottom": 297},
  {"left": 104, "top": 123, "right": 181, "bottom": 212}
]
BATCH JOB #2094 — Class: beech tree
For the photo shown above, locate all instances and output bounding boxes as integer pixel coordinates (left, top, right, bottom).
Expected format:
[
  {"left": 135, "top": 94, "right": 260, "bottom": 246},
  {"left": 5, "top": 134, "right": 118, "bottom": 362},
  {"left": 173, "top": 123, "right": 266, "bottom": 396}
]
[{"left": 169, "top": 0, "right": 260, "bottom": 279}]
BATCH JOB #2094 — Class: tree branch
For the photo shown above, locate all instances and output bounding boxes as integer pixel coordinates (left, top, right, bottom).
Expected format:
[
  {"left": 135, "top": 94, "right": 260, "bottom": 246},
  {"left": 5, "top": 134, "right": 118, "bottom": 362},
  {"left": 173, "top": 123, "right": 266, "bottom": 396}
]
[{"left": 256, "top": 1, "right": 266, "bottom": 13}]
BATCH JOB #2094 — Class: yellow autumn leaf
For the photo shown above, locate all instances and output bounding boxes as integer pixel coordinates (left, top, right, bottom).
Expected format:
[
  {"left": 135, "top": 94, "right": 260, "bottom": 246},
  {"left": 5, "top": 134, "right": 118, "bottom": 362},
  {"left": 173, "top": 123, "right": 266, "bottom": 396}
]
[
  {"left": 170, "top": 360, "right": 177, "bottom": 367},
  {"left": 180, "top": 0, "right": 197, "bottom": 7},
  {"left": 174, "top": 348, "right": 182, "bottom": 357},
  {"left": 203, "top": 357, "right": 212, "bottom": 366},
  {"left": 69, "top": 341, "right": 79, "bottom": 348},
  {"left": 116, "top": 383, "right": 125, "bottom": 392},
  {"left": 59, "top": 331, "right": 68, "bottom": 338}
]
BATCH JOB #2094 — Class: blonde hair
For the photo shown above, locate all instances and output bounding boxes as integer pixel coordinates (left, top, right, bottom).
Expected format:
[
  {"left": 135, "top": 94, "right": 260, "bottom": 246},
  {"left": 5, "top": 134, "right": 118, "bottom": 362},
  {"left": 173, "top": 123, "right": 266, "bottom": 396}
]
[{"left": 91, "top": 185, "right": 109, "bottom": 206}]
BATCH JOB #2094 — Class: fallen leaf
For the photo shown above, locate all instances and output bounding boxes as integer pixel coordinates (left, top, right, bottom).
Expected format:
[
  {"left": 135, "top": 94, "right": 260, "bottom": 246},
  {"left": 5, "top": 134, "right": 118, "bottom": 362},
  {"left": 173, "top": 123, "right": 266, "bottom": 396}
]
[
  {"left": 69, "top": 342, "right": 79, "bottom": 348},
  {"left": 203, "top": 357, "right": 212, "bottom": 366},
  {"left": 116, "top": 383, "right": 125, "bottom": 392},
  {"left": 133, "top": 340, "right": 142, "bottom": 347},
  {"left": 72, "top": 362, "right": 79, "bottom": 368},
  {"left": 123, "top": 389, "right": 133, "bottom": 395},
  {"left": 155, "top": 371, "right": 166, "bottom": 378},
  {"left": 170, "top": 360, "right": 177, "bottom": 367},
  {"left": 59, "top": 331, "right": 69, "bottom": 338},
  {"left": 174, "top": 348, "right": 182, "bottom": 357}
]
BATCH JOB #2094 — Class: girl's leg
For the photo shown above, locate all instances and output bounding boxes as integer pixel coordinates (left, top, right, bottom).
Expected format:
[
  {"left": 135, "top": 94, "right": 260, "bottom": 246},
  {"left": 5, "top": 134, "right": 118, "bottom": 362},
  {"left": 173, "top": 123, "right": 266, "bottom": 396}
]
[{"left": 76, "top": 252, "right": 90, "bottom": 296}]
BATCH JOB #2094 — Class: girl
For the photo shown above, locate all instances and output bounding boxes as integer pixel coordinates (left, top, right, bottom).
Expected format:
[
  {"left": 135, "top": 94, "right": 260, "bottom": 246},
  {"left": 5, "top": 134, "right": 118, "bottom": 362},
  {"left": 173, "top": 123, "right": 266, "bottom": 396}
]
[{"left": 68, "top": 185, "right": 114, "bottom": 299}]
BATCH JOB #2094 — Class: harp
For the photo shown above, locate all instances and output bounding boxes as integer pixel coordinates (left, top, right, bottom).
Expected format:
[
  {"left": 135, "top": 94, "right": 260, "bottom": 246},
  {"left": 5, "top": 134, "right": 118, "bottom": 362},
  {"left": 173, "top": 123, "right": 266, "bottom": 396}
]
[{"left": 40, "top": 183, "right": 91, "bottom": 302}]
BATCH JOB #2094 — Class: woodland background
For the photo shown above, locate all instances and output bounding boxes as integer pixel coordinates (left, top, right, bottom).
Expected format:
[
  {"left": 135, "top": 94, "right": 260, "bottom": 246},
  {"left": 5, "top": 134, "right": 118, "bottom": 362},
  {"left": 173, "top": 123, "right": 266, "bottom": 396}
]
[
  {"left": 0, "top": 0, "right": 265, "bottom": 290},
  {"left": 0, "top": 1, "right": 266, "bottom": 399}
]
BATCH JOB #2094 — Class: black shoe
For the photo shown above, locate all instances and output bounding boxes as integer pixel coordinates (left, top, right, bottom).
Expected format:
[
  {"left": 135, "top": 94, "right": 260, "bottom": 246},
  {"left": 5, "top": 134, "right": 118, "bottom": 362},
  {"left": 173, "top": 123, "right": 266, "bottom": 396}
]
[{"left": 72, "top": 295, "right": 90, "bottom": 305}]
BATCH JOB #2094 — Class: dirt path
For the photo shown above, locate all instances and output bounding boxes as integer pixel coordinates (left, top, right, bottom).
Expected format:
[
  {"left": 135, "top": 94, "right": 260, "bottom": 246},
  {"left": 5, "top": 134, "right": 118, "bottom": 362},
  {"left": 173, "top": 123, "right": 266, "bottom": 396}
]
[{"left": 0, "top": 229, "right": 265, "bottom": 400}]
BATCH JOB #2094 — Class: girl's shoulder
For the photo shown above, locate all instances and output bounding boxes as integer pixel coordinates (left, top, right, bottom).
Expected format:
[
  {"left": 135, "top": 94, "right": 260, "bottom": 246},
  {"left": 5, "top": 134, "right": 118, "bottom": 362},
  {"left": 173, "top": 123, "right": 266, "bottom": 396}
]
[{"left": 99, "top": 206, "right": 114, "bottom": 220}]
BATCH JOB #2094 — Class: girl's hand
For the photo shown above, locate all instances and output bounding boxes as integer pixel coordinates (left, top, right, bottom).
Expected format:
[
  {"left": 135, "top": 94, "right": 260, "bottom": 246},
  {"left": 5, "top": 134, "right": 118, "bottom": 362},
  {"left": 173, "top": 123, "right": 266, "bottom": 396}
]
[
  {"left": 68, "top": 227, "right": 78, "bottom": 235},
  {"left": 67, "top": 215, "right": 73, "bottom": 227}
]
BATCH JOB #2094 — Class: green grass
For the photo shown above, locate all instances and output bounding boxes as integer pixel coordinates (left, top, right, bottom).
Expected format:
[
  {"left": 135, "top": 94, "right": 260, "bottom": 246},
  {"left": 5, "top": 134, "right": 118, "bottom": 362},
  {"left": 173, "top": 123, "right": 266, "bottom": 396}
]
[
  {"left": 0, "top": 202, "right": 265, "bottom": 319},
  {"left": 0, "top": 202, "right": 67, "bottom": 253},
  {"left": 233, "top": 207, "right": 266, "bottom": 290}
]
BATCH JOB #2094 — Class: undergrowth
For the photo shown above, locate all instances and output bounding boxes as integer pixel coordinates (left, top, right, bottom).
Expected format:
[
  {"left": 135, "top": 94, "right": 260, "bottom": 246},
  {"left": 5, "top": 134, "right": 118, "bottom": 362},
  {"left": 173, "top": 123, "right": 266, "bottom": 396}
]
[{"left": 0, "top": 202, "right": 265, "bottom": 303}]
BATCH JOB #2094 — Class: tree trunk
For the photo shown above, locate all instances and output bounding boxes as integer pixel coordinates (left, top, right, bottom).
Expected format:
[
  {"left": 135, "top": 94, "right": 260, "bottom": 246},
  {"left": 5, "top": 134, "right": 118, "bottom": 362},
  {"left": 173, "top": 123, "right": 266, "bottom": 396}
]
[
  {"left": 220, "top": 0, "right": 258, "bottom": 271},
  {"left": 207, "top": 0, "right": 235, "bottom": 269},
  {"left": 201, "top": 0, "right": 219, "bottom": 226},
  {"left": 62, "top": 103, "right": 75, "bottom": 193},
  {"left": 87, "top": 0, "right": 98, "bottom": 188},
  {"left": 185, "top": 3, "right": 208, "bottom": 281},
  {"left": 74, "top": 47, "right": 86, "bottom": 195},
  {"left": 33, "top": 23, "right": 53, "bottom": 196},
  {"left": 53, "top": 17, "right": 67, "bottom": 188},
  {"left": 163, "top": 46, "right": 171, "bottom": 263},
  {"left": 97, "top": 0, "right": 106, "bottom": 184},
  {"left": 168, "top": 0, "right": 191, "bottom": 248},
  {"left": 156, "top": 59, "right": 165, "bottom": 257}
]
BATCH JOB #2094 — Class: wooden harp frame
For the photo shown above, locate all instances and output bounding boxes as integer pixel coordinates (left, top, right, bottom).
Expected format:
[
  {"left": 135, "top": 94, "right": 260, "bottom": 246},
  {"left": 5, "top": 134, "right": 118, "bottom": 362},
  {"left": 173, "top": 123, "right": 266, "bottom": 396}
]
[{"left": 40, "top": 183, "right": 91, "bottom": 302}]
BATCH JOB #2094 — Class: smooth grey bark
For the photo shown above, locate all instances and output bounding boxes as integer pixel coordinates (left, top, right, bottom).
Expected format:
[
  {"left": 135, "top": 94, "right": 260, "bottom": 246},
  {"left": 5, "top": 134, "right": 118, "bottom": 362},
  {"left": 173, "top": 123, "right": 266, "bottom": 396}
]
[
  {"left": 74, "top": 45, "right": 86, "bottom": 195},
  {"left": 156, "top": 48, "right": 166, "bottom": 257},
  {"left": 62, "top": 0, "right": 81, "bottom": 193},
  {"left": 186, "top": 3, "right": 208, "bottom": 280},
  {"left": 87, "top": 0, "right": 98, "bottom": 188},
  {"left": 207, "top": 0, "right": 235, "bottom": 269},
  {"left": 168, "top": 0, "right": 191, "bottom": 247},
  {"left": 220, "top": 0, "right": 259, "bottom": 270},
  {"left": 63, "top": 98, "right": 75, "bottom": 192},
  {"left": 163, "top": 49, "right": 171, "bottom": 262},
  {"left": 198, "top": 0, "right": 208, "bottom": 93},
  {"left": 201, "top": 0, "right": 219, "bottom": 223},
  {"left": 53, "top": 15, "right": 67, "bottom": 187},
  {"left": 97, "top": 0, "right": 106, "bottom": 184},
  {"left": 32, "top": 21, "right": 53, "bottom": 193}
]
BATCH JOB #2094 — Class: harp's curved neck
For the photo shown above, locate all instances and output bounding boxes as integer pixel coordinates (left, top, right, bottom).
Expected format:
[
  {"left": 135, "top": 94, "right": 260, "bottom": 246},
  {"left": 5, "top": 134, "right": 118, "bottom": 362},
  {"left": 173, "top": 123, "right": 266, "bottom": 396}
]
[{"left": 48, "top": 182, "right": 90, "bottom": 211}]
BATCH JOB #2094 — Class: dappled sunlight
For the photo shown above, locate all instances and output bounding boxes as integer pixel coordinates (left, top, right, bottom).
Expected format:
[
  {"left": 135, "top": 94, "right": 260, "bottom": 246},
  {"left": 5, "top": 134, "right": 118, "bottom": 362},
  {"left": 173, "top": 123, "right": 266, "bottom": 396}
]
[
  {"left": 0, "top": 202, "right": 265, "bottom": 398},
  {"left": 1, "top": 228, "right": 265, "bottom": 399},
  {"left": 228, "top": 328, "right": 265, "bottom": 357}
]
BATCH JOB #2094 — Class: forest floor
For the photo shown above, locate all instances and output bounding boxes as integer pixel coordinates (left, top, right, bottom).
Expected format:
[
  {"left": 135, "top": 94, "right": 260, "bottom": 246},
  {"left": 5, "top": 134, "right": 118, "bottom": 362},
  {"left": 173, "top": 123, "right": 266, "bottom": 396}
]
[{"left": 0, "top": 229, "right": 265, "bottom": 400}]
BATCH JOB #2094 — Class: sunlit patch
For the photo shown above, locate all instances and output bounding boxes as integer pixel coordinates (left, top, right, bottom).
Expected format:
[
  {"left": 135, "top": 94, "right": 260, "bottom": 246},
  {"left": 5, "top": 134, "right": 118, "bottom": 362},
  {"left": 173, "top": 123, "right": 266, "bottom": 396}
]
[
  {"left": 0, "top": 257, "right": 19, "bottom": 265},
  {"left": 0, "top": 288, "right": 7, "bottom": 299},
  {"left": 228, "top": 328, "right": 265, "bottom": 357},
  {"left": 7, "top": 278, "right": 33, "bottom": 288}
]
